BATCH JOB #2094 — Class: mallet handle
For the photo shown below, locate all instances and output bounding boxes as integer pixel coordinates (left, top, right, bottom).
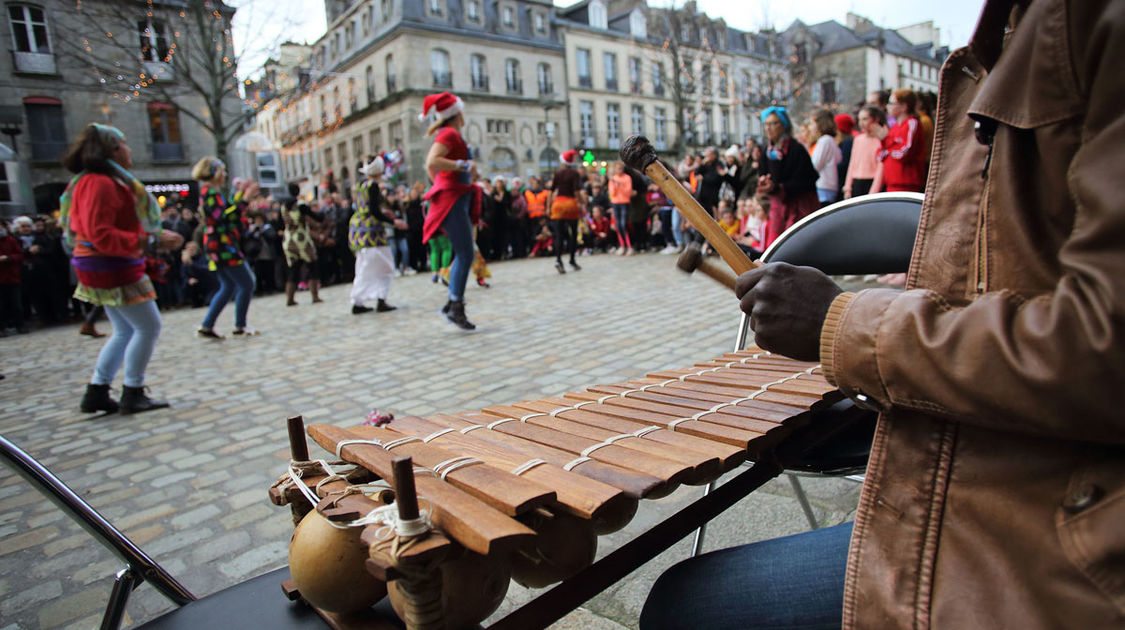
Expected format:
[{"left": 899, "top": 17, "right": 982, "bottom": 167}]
[
  {"left": 697, "top": 259, "right": 738, "bottom": 291},
  {"left": 643, "top": 161, "right": 760, "bottom": 275}
]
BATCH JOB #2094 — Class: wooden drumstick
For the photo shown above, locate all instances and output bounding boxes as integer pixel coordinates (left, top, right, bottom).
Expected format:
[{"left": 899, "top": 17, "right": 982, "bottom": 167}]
[
  {"left": 676, "top": 244, "right": 737, "bottom": 291},
  {"left": 621, "top": 136, "right": 761, "bottom": 275}
]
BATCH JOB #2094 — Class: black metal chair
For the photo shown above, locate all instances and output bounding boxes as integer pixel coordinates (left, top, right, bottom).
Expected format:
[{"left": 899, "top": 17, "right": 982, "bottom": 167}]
[
  {"left": 0, "top": 434, "right": 402, "bottom": 630},
  {"left": 692, "top": 192, "right": 923, "bottom": 550}
]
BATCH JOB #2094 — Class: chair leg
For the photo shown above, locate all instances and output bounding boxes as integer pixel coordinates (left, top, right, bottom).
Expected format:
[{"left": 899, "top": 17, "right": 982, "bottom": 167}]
[
  {"left": 689, "top": 480, "right": 718, "bottom": 557},
  {"left": 787, "top": 473, "right": 820, "bottom": 530},
  {"left": 101, "top": 566, "right": 139, "bottom": 630}
]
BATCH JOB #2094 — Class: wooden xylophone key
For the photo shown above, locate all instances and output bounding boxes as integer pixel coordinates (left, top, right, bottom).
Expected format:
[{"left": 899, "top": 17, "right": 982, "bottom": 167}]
[
  {"left": 646, "top": 369, "right": 827, "bottom": 409},
  {"left": 586, "top": 381, "right": 801, "bottom": 424},
  {"left": 486, "top": 399, "right": 722, "bottom": 485},
  {"left": 308, "top": 423, "right": 535, "bottom": 556},
  {"left": 373, "top": 415, "right": 638, "bottom": 534},
  {"left": 335, "top": 425, "right": 557, "bottom": 517},
  {"left": 475, "top": 405, "right": 695, "bottom": 495},
  {"left": 424, "top": 413, "right": 665, "bottom": 500}
]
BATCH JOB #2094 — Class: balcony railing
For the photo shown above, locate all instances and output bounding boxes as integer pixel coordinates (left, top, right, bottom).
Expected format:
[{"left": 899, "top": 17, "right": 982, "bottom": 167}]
[
  {"left": 506, "top": 78, "right": 522, "bottom": 94},
  {"left": 152, "top": 142, "right": 185, "bottom": 163},
  {"left": 472, "top": 75, "right": 489, "bottom": 91},
  {"left": 538, "top": 81, "right": 553, "bottom": 95},
  {"left": 30, "top": 141, "right": 67, "bottom": 162},
  {"left": 433, "top": 71, "right": 452, "bottom": 87},
  {"left": 12, "top": 51, "right": 56, "bottom": 74},
  {"left": 578, "top": 75, "right": 591, "bottom": 88},
  {"left": 605, "top": 79, "right": 618, "bottom": 92}
]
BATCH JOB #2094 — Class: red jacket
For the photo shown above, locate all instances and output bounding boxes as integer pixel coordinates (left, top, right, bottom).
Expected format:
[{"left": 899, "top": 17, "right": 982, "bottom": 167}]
[
  {"left": 0, "top": 235, "right": 22, "bottom": 284},
  {"left": 878, "top": 115, "right": 927, "bottom": 192}
]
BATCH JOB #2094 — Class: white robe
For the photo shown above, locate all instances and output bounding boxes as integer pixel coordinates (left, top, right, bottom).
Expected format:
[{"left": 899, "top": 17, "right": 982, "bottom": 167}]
[{"left": 350, "top": 246, "right": 394, "bottom": 305}]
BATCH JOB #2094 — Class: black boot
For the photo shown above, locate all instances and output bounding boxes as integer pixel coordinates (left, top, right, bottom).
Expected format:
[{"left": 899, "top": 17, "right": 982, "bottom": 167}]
[
  {"left": 120, "top": 386, "right": 170, "bottom": 415},
  {"left": 554, "top": 259, "right": 566, "bottom": 274},
  {"left": 376, "top": 299, "right": 397, "bottom": 312},
  {"left": 80, "top": 383, "right": 119, "bottom": 414},
  {"left": 569, "top": 259, "right": 581, "bottom": 271},
  {"left": 445, "top": 300, "right": 476, "bottom": 330}
]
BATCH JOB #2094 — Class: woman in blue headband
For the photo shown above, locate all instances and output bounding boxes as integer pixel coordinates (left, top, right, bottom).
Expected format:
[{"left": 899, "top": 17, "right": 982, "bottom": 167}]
[{"left": 756, "top": 106, "right": 820, "bottom": 248}]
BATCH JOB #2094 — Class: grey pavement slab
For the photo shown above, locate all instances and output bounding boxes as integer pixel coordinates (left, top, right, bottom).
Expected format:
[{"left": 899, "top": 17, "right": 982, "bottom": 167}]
[{"left": 0, "top": 252, "right": 863, "bottom": 629}]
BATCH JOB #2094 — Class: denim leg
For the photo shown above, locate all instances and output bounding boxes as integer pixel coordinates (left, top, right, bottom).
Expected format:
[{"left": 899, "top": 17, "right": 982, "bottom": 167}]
[
  {"left": 230, "top": 263, "right": 256, "bottom": 330},
  {"left": 640, "top": 521, "right": 852, "bottom": 630},
  {"left": 442, "top": 195, "right": 474, "bottom": 302},
  {"left": 201, "top": 266, "right": 235, "bottom": 329},
  {"left": 613, "top": 204, "right": 631, "bottom": 248},
  {"left": 671, "top": 209, "right": 684, "bottom": 247},
  {"left": 114, "top": 300, "right": 162, "bottom": 387},
  {"left": 659, "top": 208, "right": 674, "bottom": 246},
  {"left": 92, "top": 305, "right": 135, "bottom": 385}
]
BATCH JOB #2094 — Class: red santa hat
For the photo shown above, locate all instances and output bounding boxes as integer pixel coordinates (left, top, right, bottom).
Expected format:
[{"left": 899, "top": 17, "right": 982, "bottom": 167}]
[
  {"left": 560, "top": 149, "right": 580, "bottom": 166},
  {"left": 420, "top": 92, "right": 464, "bottom": 135}
]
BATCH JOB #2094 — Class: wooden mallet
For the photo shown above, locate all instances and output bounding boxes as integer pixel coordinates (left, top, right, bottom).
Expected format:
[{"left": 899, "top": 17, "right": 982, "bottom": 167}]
[
  {"left": 621, "top": 136, "right": 761, "bottom": 276},
  {"left": 676, "top": 244, "right": 737, "bottom": 291}
]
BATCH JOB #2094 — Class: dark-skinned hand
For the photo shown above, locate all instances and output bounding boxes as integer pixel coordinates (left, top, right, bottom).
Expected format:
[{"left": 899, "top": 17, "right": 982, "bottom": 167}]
[{"left": 735, "top": 262, "right": 844, "bottom": 362}]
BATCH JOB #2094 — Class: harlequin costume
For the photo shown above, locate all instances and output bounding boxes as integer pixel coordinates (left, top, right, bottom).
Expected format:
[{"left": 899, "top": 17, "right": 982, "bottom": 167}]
[{"left": 349, "top": 157, "right": 397, "bottom": 314}]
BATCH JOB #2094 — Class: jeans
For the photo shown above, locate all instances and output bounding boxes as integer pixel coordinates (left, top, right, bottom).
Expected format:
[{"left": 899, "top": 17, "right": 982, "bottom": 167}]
[
  {"left": 612, "top": 203, "right": 631, "bottom": 249},
  {"left": 92, "top": 300, "right": 162, "bottom": 387},
  {"left": 441, "top": 195, "right": 474, "bottom": 302},
  {"left": 201, "top": 262, "right": 255, "bottom": 330},
  {"left": 817, "top": 187, "right": 837, "bottom": 204},
  {"left": 390, "top": 235, "right": 409, "bottom": 271},
  {"left": 670, "top": 208, "right": 684, "bottom": 247},
  {"left": 658, "top": 207, "right": 675, "bottom": 248},
  {"left": 640, "top": 521, "right": 852, "bottom": 630}
]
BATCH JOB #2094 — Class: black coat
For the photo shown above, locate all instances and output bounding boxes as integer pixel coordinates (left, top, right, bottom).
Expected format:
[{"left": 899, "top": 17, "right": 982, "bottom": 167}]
[{"left": 762, "top": 138, "right": 818, "bottom": 197}]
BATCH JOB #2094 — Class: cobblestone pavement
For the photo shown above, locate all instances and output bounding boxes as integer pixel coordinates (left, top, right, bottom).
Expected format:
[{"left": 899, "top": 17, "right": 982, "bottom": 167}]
[{"left": 0, "top": 252, "right": 861, "bottom": 629}]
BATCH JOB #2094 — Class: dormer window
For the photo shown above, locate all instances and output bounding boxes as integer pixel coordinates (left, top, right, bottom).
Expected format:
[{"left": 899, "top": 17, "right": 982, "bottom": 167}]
[
  {"left": 589, "top": 0, "right": 607, "bottom": 29},
  {"left": 467, "top": 0, "right": 480, "bottom": 22},
  {"left": 429, "top": 0, "right": 443, "bottom": 17},
  {"left": 699, "top": 26, "right": 708, "bottom": 45},
  {"left": 629, "top": 10, "right": 646, "bottom": 39},
  {"left": 534, "top": 12, "right": 545, "bottom": 34},
  {"left": 502, "top": 6, "right": 514, "bottom": 28}
]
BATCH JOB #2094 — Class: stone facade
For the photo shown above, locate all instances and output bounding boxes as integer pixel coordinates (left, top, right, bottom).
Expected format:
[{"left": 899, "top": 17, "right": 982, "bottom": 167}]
[{"left": 0, "top": 0, "right": 244, "bottom": 216}]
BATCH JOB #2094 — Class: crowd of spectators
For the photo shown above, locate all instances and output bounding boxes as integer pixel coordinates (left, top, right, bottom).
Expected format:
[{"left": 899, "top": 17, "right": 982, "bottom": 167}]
[{"left": 0, "top": 87, "right": 931, "bottom": 336}]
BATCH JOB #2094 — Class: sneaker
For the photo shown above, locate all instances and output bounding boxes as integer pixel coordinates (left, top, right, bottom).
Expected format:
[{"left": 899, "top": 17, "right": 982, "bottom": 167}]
[
  {"left": 660, "top": 245, "right": 678, "bottom": 255},
  {"left": 625, "top": 247, "right": 636, "bottom": 256},
  {"left": 477, "top": 278, "right": 491, "bottom": 288},
  {"left": 555, "top": 260, "right": 566, "bottom": 274},
  {"left": 352, "top": 304, "right": 374, "bottom": 314},
  {"left": 432, "top": 274, "right": 439, "bottom": 283},
  {"left": 197, "top": 327, "right": 224, "bottom": 340},
  {"left": 232, "top": 327, "right": 260, "bottom": 336}
]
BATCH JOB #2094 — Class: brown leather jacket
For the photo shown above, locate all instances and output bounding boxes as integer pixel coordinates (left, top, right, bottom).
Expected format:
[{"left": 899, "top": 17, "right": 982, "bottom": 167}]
[{"left": 819, "top": 1, "right": 1125, "bottom": 627}]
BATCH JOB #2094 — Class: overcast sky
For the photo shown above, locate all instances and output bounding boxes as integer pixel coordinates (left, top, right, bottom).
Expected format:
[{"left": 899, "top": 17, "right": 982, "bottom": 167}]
[{"left": 232, "top": 0, "right": 985, "bottom": 75}]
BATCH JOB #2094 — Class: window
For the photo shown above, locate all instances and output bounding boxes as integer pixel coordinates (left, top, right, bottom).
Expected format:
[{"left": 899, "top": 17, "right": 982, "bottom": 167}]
[
  {"left": 381, "top": 0, "right": 391, "bottom": 20},
  {"left": 628, "top": 57, "right": 642, "bottom": 94},
  {"left": 324, "top": 147, "right": 334, "bottom": 170},
  {"left": 683, "top": 106, "right": 695, "bottom": 145},
  {"left": 337, "top": 141, "right": 348, "bottom": 168},
  {"left": 0, "top": 163, "right": 9, "bottom": 203},
  {"left": 363, "top": 7, "right": 372, "bottom": 34},
  {"left": 603, "top": 52, "right": 617, "bottom": 91},
  {"left": 579, "top": 101, "right": 595, "bottom": 146},
  {"left": 576, "top": 48, "right": 591, "bottom": 88},
  {"left": 138, "top": 20, "right": 168, "bottom": 62},
  {"left": 148, "top": 102, "right": 183, "bottom": 162},
  {"left": 589, "top": 0, "right": 607, "bottom": 29},
  {"left": 466, "top": 0, "right": 480, "bottom": 22},
  {"left": 699, "top": 26, "right": 708, "bottom": 44},
  {"left": 534, "top": 12, "right": 545, "bottom": 33},
  {"left": 537, "top": 62, "right": 553, "bottom": 95},
  {"left": 470, "top": 54, "right": 489, "bottom": 91},
  {"left": 486, "top": 119, "right": 512, "bottom": 135},
  {"left": 432, "top": 49, "right": 451, "bottom": 87},
  {"left": 718, "top": 64, "right": 729, "bottom": 97},
  {"left": 821, "top": 80, "right": 836, "bottom": 105},
  {"left": 720, "top": 107, "right": 730, "bottom": 144},
  {"left": 502, "top": 5, "right": 514, "bottom": 28},
  {"left": 429, "top": 0, "right": 443, "bottom": 17},
  {"left": 366, "top": 65, "right": 375, "bottom": 102},
  {"left": 345, "top": 21, "right": 355, "bottom": 49},
  {"left": 681, "top": 56, "right": 694, "bottom": 93},
  {"left": 631, "top": 104, "right": 644, "bottom": 136},
  {"left": 629, "top": 10, "right": 646, "bottom": 38},
  {"left": 331, "top": 33, "right": 339, "bottom": 58},
  {"left": 505, "top": 59, "right": 521, "bottom": 94},
  {"left": 9, "top": 5, "right": 50, "bottom": 53},
  {"left": 348, "top": 78, "right": 357, "bottom": 113},
  {"left": 606, "top": 103, "right": 621, "bottom": 150},
  {"left": 369, "top": 128, "right": 383, "bottom": 153},
  {"left": 388, "top": 121, "right": 403, "bottom": 148},
  {"left": 700, "top": 62, "right": 711, "bottom": 95},
  {"left": 319, "top": 94, "right": 327, "bottom": 126},
  {"left": 701, "top": 108, "right": 713, "bottom": 144},
  {"left": 653, "top": 61, "right": 664, "bottom": 96},
  {"left": 794, "top": 43, "right": 808, "bottom": 65},
  {"left": 654, "top": 107, "right": 667, "bottom": 150},
  {"left": 25, "top": 98, "right": 65, "bottom": 161},
  {"left": 385, "top": 54, "right": 396, "bottom": 92}
]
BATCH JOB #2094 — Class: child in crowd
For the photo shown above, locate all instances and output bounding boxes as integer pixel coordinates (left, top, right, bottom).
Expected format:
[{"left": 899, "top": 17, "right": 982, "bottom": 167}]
[
  {"left": 718, "top": 207, "right": 740, "bottom": 238},
  {"left": 529, "top": 217, "right": 553, "bottom": 257},
  {"left": 607, "top": 162, "right": 634, "bottom": 255},
  {"left": 587, "top": 206, "right": 615, "bottom": 253}
]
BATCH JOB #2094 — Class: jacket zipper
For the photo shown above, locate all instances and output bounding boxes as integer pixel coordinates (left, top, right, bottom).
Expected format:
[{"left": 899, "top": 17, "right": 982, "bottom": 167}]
[{"left": 972, "top": 119, "right": 997, "bottom": 294}]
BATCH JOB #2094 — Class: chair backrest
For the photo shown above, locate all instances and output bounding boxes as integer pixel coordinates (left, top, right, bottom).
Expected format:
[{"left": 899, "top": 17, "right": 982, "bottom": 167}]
[{"left": 760, "top": 192, "right": 924, "bottom": 275}]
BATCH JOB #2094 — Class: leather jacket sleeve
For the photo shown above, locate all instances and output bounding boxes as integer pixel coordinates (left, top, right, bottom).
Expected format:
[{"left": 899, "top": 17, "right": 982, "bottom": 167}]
[{"left": 820, "top": 4, "right": 1125, "bottom": 444}]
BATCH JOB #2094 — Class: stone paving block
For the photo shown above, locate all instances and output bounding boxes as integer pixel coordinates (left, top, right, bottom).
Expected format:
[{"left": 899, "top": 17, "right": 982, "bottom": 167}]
[
  {"left": 0, "top": 526, "right": 60, "bottom": 556},
  {"left": 37, "top": 586, "right": 109, "bottom": 628},
  {"left": 6, "top": 579, "right": 63, "bottom": 615}
]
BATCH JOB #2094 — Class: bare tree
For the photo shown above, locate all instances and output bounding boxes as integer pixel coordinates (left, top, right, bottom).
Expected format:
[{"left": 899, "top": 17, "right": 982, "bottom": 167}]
[{"left": 53, "top": 0, "right": 287, "bottom": 166}]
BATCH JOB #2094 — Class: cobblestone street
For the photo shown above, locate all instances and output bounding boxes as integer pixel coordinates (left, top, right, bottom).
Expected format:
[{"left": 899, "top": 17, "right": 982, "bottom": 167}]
[{"left": 0, "top": 252, "right": 860, "bottom": 629}]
